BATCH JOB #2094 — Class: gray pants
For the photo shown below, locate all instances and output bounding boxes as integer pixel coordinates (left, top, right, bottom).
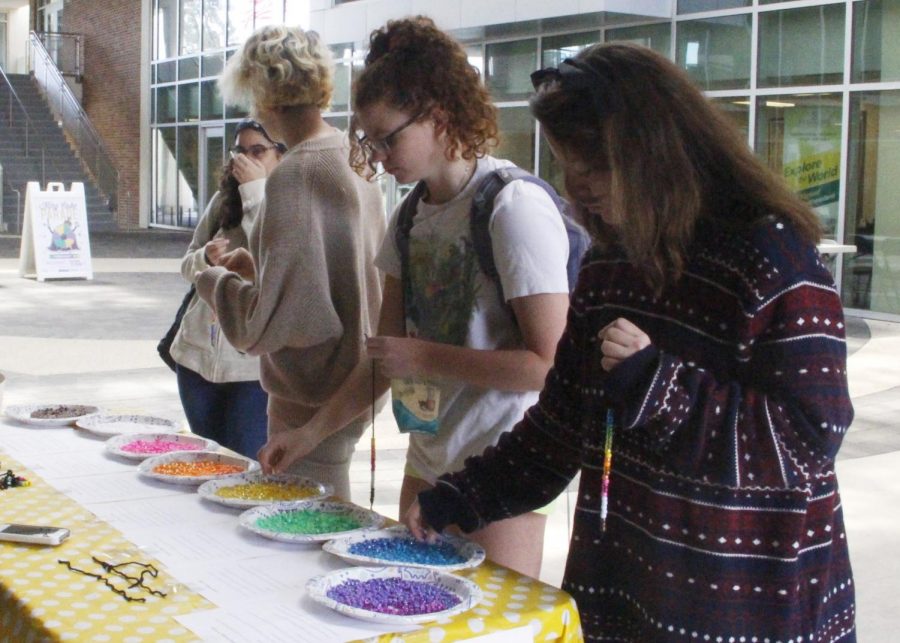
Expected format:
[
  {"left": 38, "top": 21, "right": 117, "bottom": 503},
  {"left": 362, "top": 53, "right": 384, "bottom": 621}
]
[{"left": 268, "top": 415, "right": 368, "bottom": 502}]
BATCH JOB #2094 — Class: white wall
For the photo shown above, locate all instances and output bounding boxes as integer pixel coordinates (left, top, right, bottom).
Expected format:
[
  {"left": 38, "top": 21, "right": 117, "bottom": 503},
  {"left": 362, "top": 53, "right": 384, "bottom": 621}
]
[{"left": 6, "top": 5, "right": 28, "bottom": 73}]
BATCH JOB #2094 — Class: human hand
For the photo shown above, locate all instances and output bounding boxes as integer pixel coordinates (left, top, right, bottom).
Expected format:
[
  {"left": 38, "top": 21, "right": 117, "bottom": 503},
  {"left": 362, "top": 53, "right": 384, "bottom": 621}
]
[
  {"left": 598, "top": 317, "right": 651, "bottom": 372},
  {"left": 404, "top": 500, "right": 439, "bottom": 543},
  {"left": 257, "top": 428, "right": 323, "bottom": 475},
  {"left": 230, "top": 153, "right": 268, "bottom": 183},
  {"left": 219, "top": 247, "right": 256, "bottom": 281},
  {"left": 203, "top": 238, "right": 230, "bottom": 266},
  {"left": 366, "top": 335, "right": 429, "bottom": 379}
]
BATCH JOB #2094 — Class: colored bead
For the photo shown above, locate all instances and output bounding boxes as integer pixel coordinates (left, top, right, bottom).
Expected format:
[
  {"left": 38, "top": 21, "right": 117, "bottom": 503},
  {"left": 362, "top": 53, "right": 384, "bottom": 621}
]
[
  {"left": 348, "top": 537, "right": 466, "bottom": 566},
  {"left": 255, "top": 509, "right": 361, "bottom": 535},
  {"left": 216, "top": 482, "right": 320, "bottom": 502},
  {"left": 152, "top": 461, "right": 244, "bottom": 477},
  {"left": 121, "top": 438, "right": 205, "bottom": 455},
  {"left": 326, "top": 578, "right": 461, "bottom": 615}
]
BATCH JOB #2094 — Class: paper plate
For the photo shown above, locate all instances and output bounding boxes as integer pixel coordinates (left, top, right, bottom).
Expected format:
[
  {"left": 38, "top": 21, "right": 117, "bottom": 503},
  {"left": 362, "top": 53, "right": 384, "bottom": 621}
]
[
  {"left": 306, "top": 565, "right": 482, "bottom": 625},
  {"left": 105, "top": 433, "right": 219, "bottom": 461},
  {"left": 75, "top": 413, "right": 181, "bottom": 437},
  {"left": 323, "top": 526, "right": 485, "bottom": 572},
  {"left": 4, "top": 403, "right": 101, "bottom": 427},
  {"left": 238, "top": 500, "right": 383, "bottom": 543},
  {"left": 197, "top": 472, "right": 334, "bottom": 508},
  {"left": 137, "top": 451, "right": 259, "bottom": 485}
]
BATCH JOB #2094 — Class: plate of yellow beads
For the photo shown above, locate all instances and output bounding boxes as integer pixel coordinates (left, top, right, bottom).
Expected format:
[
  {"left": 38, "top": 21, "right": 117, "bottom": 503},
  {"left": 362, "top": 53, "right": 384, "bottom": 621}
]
[
  {"left": 197, "top": 472, "right": 334, "bottom": 508},
  {"left": 137, "top": 451, "right": 260, "bottom": 485}
]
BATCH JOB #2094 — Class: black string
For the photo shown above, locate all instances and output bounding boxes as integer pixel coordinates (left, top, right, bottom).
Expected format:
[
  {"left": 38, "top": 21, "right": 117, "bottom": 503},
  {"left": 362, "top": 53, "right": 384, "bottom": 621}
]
[{"left": 58, "top": 558, "right": 168, "bottom": 602}]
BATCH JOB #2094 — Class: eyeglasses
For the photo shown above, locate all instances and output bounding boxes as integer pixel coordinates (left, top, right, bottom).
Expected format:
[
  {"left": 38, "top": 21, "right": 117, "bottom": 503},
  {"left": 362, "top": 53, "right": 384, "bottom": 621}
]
[
  {"left": 230, "top": 144, "right": 278, "bottom": 159},
  {"left": 357, "top": 112, "right": 423, "bottom": 159}
]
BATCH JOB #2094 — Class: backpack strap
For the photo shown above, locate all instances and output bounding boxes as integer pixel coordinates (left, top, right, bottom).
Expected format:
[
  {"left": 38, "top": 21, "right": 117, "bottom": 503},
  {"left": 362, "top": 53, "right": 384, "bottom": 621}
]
[
  {"left": 470, "top": 167, "right": 566, "bottom": 307},
  {"left": 394, "top": 181, "right": 428, "bottom": 333}
]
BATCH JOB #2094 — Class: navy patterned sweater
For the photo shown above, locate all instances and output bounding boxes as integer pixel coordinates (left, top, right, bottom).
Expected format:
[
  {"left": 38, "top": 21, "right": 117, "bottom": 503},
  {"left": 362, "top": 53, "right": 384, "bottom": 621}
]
[{"left": 420, "top": 216, "right": 856, "bottom": 642}]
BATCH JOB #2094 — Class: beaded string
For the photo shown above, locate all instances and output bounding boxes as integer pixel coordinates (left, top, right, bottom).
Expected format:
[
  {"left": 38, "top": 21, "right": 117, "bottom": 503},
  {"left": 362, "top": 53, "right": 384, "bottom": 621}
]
[
  {"left": 58, "top": 557, "right": 167, "bottom": 602},
  {"left": 369, "top": 354, "right": 376, "bottom": 511},
  {"left": 600, "top": 408, "right": 614, "bottom": 533}
]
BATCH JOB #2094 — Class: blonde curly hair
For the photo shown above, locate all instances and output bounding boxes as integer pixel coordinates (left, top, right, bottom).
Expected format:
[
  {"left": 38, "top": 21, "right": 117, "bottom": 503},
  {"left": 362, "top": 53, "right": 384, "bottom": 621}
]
[{"left": 219, "top": 25, "right": 334, "bottom": 111}]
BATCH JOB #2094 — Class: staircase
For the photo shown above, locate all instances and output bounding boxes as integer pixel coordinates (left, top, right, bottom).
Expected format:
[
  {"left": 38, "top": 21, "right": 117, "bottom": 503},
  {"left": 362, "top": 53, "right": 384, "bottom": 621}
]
[{"left": 0, "top": 73, "right": 116, "bottom": 234}]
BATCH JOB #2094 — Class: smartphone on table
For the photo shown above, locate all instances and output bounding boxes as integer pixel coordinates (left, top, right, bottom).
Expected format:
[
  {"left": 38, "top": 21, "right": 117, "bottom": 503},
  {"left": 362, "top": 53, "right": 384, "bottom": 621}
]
[{"left": 0, "top": 523, "right": 70, "bottom": 546}]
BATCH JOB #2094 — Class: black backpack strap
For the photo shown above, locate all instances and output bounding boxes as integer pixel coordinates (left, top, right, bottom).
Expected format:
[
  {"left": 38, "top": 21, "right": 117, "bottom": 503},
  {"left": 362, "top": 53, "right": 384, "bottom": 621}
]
[
  {"left": 470, "top": 167, "right": 565, "bottom": 306},
  {"left": 394, "top": 181, "right": 428, "bottom": 333}
]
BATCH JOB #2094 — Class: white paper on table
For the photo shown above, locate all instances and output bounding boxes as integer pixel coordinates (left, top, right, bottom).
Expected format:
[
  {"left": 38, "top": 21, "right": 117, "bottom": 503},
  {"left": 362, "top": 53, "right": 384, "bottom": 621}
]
[
  {"left": 47, "top": 469, "right": 189, "bottom": 504},
  {"left": 175, "top": 599, "right": 411, "bottom": 643},
  {"left": 0, "top": 423, "right": 101, "bottom": 457},
  {"left": 85, "top": 493, "right": 239, "bottom": 530},
  {"left": 27, "top": 449, "right": 137, "bottom": 479}
]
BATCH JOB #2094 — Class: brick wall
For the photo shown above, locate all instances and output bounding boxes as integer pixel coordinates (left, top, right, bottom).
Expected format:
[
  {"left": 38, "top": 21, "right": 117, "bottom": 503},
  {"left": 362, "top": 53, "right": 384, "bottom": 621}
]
[{"left": 63, "top": 0, "right": 143, "bottom": 229}]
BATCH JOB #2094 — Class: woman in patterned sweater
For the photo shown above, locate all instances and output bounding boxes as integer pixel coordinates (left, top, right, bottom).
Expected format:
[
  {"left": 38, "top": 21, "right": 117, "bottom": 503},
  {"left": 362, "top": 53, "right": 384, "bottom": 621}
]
[{"left": 407, "top": 43, "right": 856, "bottom": 642}]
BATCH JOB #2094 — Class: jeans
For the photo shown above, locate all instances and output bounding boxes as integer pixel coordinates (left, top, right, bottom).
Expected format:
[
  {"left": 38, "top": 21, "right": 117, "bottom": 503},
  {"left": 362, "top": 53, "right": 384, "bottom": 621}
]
[{"left": 176, "top": 364, "right": 268, "bottom": 460}]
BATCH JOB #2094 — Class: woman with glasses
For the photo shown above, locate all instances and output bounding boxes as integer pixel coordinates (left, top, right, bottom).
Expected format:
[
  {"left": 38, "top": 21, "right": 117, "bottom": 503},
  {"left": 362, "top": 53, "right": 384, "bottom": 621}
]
[
  {"left": 406, "top": 43, "right": 856, "bottom": 641},
  {"left": 170, "top": 118, "right": 284, "bottom": 458},
  {"left": 258, "top": 16, "right": 571, "bottom": 579},
  {"left": 195, "top": 25, "right": 386, "bottom": 500}
]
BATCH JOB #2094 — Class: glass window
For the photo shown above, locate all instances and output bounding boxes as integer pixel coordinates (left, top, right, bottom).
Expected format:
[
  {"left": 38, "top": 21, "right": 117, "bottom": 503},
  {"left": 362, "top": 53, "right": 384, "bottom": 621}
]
[
  {"left": 466, "top": 44, "right": 484, "bottom": 76},
  {"left": 495, "top": 107, "right": 535, "bottom": 171},
  {"left": 227, "top": 0, "right": 252, "bottom": 47},
  {"left": 156, "top": 60, "right": 176, "bottom": 83},
  {"left": 538, "top": 136, "right": 565, "bottom": 197},
  {"left": 155, "top": 0, "right": 178, "bottom": 59},
  {"left": 676, "top": 15, "right": 751, "bottom": 90},
  {"left": 709, "top": 96, "right": 750, "bottom": 141},
  {"left": 225, "top": 100, "right": 248, "bottom": 119},
  {"left": 542, "top": 32, "right": 601, "bottom": 68},
  {"left": 177, "top": 125, "right": 200, "bottom": 227},
  {"left": 331, "top": 45, "right": 353, "bottom": 113},
  {"left": 202, "top": 53, "right": 224, "bottom": 78},
  {"left": 755, "top": 93, "right": 842, "bottom": 238},
  {"left": 758, "top": 5, "right": 845, "bottom": 88},
  {"left": 154, "top": 127, "right": 178, "bottom": 225},
  {"left": 485, "top": 39, "right": 538, "bottom": 102},
  {"left": 178, "top": 57, "right": 199, "bottom": 80},
  {"left": 178, "top": 83, "right": 200, "bottom": 122},
  {"left": 678, "top": 0, "right": 749, "bottom": 12},
  {"left": 203, "top": 0, "right": 226, "bottom": 51},
  {"left": 842, "top": 90, "right": 900, "bottom": 313},
  {"left": 180, "top": 0, "right": 201, "bottom": 55},
  {"left": 852, "top": 0, "right": 900, "bottom": 84},
  {"left": 606, "top": 22, "right": 671, "bottom": 57},
  {"left": 156, "top": 85, "right": 177, "bottom": 124},
  {"left": 325, "top": 115, "right": 349, "bottom": 131},
  {"left": 201, "top": 79, "right": 223, "bottom": 120}
]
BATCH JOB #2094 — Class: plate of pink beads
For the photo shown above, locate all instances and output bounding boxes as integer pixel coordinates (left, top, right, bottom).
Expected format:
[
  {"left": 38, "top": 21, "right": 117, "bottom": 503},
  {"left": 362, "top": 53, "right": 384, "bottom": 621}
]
[
  {"left": 105, "top": 432, "right": 219, "bottom": 461},
  {"left": 306, "top": 565, "right": 482, "bottom": 625}
]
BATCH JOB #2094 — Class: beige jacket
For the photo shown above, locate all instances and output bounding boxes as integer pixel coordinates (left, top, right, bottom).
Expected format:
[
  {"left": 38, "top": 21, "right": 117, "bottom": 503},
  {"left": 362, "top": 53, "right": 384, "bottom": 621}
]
[
  {"left": 170, "top": 179, "right": 265, "bottom": 383},
  {"left": 196, "top": 130, "right": 386, "bottom": 427}
]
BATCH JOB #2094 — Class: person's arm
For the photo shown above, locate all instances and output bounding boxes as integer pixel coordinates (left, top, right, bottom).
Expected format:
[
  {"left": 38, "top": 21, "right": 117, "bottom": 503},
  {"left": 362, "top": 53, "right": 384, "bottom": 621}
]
[{"left": 258, "top": 275, "right": 404, "bottom": 473}]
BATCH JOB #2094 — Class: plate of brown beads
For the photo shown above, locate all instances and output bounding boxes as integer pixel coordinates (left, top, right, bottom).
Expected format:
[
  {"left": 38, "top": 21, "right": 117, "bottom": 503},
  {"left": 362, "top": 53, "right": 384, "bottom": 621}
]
[
  {"left": 197, "top": 472, "right": 334, "bottom": 508},
  {"left": 5, "top": 403, "right": 100, "bottom": 427},
  {"left": 137, "top": 451, "right": 259, "bottom": 485}
]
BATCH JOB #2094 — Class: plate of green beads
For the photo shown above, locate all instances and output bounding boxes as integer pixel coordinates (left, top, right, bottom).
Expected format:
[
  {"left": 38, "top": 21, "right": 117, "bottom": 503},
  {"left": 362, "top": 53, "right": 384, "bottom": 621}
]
[{"left": 238, "top": 500, "right": 384, "bottom": 543}]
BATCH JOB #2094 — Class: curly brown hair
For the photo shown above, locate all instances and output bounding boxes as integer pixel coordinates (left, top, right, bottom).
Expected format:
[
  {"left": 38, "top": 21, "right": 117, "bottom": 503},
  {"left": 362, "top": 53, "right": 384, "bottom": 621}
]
[
  {"left": 349, "top": 16, "right": 498, "bottom": 175},
  {"left": 531, "top": 42, "right": 822, "bottom": 293}
]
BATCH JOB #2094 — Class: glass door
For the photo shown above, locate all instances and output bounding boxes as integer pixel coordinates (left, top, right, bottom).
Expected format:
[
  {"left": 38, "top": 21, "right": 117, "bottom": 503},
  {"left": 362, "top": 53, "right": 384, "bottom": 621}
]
[{"left": 200, "top": 126, "right": 225, "bottom": 217}]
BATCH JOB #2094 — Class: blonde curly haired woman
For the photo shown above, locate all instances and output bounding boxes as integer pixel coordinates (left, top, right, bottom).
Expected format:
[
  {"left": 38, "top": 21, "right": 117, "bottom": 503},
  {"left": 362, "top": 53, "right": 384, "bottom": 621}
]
[{"left": 195, "top": 25, "right": 386, "bottom": 501}]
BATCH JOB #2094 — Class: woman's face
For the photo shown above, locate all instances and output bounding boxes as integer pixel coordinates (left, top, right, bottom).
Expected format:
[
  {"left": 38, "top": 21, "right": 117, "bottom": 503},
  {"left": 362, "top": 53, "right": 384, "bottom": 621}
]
[
  {"left": 235, "top": 128, "right": 282, "bottom": 175},
  {"left": 353, "top": 101, "right": 444, "bottom": 185},
  {"left": 547, "top": 136, "right": 616, "bottom": 227}
]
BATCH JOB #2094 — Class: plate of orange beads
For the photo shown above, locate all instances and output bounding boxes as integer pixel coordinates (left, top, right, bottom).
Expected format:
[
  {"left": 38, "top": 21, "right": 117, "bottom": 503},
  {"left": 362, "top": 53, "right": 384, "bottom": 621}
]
[{"left": 137, "top": 451, "right": 260, "bottom": 485}]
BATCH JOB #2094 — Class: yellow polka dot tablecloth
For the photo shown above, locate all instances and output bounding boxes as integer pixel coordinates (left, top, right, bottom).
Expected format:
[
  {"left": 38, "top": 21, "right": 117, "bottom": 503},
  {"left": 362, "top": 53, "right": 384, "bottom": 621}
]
[
  {"left": 0, "top": 456, "right": 213, "bottom": 643},
  {"left": 363, "top": 560, "right": 583, "bottom": 643}
]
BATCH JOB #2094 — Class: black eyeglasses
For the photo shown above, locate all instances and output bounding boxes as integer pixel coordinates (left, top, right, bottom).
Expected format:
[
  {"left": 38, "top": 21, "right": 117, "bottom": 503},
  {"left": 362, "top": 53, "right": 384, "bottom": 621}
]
[
  {"left": 357, "top": 112, "right": 423, "bottom": 158},
  {"left": 230, "top": 144, "right": 278, "bottom": 159},
  {"left": 530, "top": 67, "right": 562, "bottom": 90}
]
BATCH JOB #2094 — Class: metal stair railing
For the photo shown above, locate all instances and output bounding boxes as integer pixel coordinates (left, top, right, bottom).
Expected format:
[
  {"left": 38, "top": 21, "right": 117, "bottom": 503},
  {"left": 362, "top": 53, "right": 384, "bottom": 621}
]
[
  {"left": 0, "top": 63, "right": 47, "bottom": 183},
  {"left": 27, "top": 31, "right": 118, "bottom": 211}
]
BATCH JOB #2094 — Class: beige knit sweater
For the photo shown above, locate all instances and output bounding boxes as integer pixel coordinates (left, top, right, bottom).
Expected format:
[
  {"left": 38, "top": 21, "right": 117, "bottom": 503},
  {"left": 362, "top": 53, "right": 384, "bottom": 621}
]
[{"left": 195, "top": 129, "right": 386, "bottom": 427}]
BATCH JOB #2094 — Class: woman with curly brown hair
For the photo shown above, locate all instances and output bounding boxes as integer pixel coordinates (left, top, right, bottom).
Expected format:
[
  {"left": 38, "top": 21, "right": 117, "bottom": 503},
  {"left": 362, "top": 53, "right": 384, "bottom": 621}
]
[
  {"left": 196, "top": 25, "right": 386, "bottom": 501},
  {"left": 258, "top": 16, "right": 571, "bottom": 577}
]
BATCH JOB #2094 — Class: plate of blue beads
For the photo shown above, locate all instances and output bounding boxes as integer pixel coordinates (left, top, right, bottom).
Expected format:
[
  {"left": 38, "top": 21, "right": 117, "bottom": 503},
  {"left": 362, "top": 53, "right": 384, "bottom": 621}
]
[
  {"left": 323, "top": 525, "right": 485, "bottom": 572},
  {"left": 306, "top": 565, "right": 482, "bottom": 625}
]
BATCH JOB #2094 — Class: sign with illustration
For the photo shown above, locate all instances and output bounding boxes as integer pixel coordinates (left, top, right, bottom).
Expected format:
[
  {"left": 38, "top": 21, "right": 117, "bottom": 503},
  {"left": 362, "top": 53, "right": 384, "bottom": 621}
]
[{"left": 18, "top": 182, "right": 93, "bottom": 281}]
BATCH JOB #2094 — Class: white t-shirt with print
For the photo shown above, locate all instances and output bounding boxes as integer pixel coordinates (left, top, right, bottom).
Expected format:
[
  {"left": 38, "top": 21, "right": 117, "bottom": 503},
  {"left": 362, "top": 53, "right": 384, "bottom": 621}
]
[{"left": 375, "top": 155, "right": 570, "bottom": 484}]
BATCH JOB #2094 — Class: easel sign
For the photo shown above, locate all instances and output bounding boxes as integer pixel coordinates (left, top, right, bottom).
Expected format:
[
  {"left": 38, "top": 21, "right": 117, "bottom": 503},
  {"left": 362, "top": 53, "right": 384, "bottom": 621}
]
[{"left": 18, "top": 182, "right": 94, "bottom": 281}]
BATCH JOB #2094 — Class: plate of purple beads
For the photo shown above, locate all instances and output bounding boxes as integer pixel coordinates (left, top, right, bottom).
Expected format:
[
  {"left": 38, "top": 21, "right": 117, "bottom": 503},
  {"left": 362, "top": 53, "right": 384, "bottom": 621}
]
[
  {"left": 238, "top": 500, "right": 384, "bottom": 543},
  {"left": 323, "top": 525, "right": 485, "bottom": 572},
  {"left": 306, "top": 565, "right": 482, "bottom": 625}
]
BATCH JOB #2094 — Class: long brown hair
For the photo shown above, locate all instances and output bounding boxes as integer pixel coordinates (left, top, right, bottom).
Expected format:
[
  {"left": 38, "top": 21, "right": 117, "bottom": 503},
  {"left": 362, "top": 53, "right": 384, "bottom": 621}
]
[
  {"left": 531, "top": 42, "right": 823, "bottom": 292},
  {"left": 349, "top": 16, "right": 498, "bottom": 175}
]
